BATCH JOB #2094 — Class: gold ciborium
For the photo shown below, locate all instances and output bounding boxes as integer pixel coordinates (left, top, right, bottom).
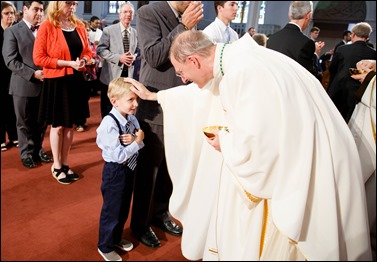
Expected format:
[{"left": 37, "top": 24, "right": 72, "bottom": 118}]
[{"left": 202, "top": 126, "right": 229, "bottom": 140}]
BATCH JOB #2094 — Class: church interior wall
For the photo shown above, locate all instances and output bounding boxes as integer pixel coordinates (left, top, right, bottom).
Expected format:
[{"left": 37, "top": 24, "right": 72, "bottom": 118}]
[{"left": 9, "top": 1, "right": 376, "bottom": 52}]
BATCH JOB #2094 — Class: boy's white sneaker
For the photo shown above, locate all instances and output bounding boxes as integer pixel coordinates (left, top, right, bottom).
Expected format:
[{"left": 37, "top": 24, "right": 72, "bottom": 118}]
[
  {"left": 98, "top": 248, "right": 121, "bottom": 261},
  {"left": 115, "top": 239, "right": 134, "bottom": 252}
]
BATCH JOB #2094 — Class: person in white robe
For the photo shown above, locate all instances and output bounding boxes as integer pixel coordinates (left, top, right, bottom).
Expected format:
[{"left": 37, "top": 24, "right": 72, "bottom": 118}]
[
  {"left": 349, "top": 59, "right": 376, "bottom": 260},
  {"left": 125, "top": 31, "right": 372, "bottom": 261}
]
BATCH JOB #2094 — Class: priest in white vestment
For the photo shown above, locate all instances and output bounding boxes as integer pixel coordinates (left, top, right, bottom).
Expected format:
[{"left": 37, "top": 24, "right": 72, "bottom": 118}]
[
  {"left": 349, "top": 60, "right": 376, "bottom": 260},
  {"left": 126, "top": 31, "right": 372, "bottom": 261}
]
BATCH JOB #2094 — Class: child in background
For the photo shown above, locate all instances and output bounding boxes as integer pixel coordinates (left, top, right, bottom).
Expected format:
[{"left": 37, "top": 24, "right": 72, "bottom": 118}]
[
  {"left": 82, "top": 19, "right": 100, "bottom": 83},
  {"left": 96, "top": 77, "right": 144, "bottom": 261}
]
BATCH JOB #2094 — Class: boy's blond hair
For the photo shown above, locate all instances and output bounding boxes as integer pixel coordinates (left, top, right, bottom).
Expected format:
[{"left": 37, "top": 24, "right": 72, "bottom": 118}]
[{"left": 107, "top": 77, "right": 133, "bottom": 100}]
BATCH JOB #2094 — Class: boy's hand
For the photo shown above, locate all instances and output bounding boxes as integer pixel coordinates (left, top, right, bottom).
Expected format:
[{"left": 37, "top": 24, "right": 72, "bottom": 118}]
[
  {"left": 119, "top": 134, "right": 135, "bottom": 145},
  {"left": 135, "top": 129, "right": 144, "bottom": 144}
]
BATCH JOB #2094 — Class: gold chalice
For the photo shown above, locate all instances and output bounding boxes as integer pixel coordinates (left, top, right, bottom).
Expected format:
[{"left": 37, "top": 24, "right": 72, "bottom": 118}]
[
  {"left": 349, "top": 68, "right": 366, "bottom": 75},
  {"left": 202, "top": 126, "right": 229, "bottom": 140}
]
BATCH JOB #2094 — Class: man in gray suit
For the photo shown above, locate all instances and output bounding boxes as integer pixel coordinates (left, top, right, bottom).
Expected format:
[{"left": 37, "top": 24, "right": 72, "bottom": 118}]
[
  {"left": 2, "top": 1, "right": 51, "bottom": 168},
  {"left": 97, "top": 2, "right": 138, "bottom": 118},
  {"left": 131, "top": 1, "right": 203, "bottom": 248}
]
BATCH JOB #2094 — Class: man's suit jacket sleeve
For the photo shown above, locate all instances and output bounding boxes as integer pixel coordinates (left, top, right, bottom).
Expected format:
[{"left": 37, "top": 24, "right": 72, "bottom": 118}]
[
  {"left": 2, "top": 25, "right": 35, "bottom": 82},
  {"left": 137, "top": 4, "right": 185, "bottom": 69},
  {"left": 297, "top": 39, "right": 317, "bottom": 76},
  {"left": 96, "top": 26, "right": 121, "bottom": 64}
]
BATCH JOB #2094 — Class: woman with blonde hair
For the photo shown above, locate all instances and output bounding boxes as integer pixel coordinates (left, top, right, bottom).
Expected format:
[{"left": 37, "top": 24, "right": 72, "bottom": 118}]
[{"left": 33, "top": 1, "right": 92, "bottom": 184}]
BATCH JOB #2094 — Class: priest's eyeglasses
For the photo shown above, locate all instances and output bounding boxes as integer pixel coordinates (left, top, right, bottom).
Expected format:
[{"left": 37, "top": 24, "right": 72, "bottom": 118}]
[
  {"left": 175, "top": 62, "right": 186, "bottom": 78},
  {"left": 175, "top": 69, "right": 184, "bottom": 78}
]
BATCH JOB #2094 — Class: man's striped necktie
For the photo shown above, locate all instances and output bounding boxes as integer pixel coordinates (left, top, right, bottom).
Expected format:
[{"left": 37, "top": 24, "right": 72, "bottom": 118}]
[
  {"left": 122, "top": 29, "right": 130, "bottom": 73},
  {"left": 123, "top": 29, "right": 129, "bottom": 53}
]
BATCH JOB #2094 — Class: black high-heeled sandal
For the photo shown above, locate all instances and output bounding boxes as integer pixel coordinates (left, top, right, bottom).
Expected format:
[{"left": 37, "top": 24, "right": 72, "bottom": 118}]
[
  {"left": 62, "top": 165, "right": 80, "bottom": 181},
  {"left": 51, "top": 166, "right": 71, "bottom": 184}
]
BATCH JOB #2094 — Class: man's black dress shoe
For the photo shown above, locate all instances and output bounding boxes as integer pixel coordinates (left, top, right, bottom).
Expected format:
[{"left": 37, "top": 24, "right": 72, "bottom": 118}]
[
  {"left": 153, "top": 219, "right": 183, "bottom": 236},
  {"left": 137, "top": 227, "right": 161, "bottom": 248},
  {"left": 37, "top": 152, "right": 52, "bottom": 163},
  {"left": 22, "top": 157, "right": 36, "bottom": 168}
]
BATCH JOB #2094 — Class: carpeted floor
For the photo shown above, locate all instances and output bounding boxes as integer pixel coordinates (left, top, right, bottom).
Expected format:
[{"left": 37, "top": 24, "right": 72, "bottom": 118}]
[{"left": 1, "top": 96, "right": 187, "bottom": 261}]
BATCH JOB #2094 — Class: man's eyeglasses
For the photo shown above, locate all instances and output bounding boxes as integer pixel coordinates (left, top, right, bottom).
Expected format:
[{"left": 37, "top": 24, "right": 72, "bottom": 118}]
[
  {"left": 175, "top": 58, "right": 187, "bottom": 78},
  {"left": 2, "top": 11, "right": 15, "bottom": 16},
  {"left": 175, "top": 70, "right": 184, "bottom": 78},
  {"left": 175, "top": 61, "right": 186, "bottom": 78},
  {"left": 65, "top": 1, "right": 78, "bottom": 7}
]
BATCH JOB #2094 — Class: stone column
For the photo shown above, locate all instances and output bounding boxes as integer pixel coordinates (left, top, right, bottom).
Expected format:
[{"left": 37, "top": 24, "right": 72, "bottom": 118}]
[{"left": 245, "top": 1, "right": 263, "bottom": 33}]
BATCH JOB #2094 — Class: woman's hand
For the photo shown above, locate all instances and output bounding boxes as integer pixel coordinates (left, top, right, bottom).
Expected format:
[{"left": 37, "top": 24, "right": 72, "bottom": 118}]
[
  {"left": 57, "top": 58, "right": 84, "bottom": 70},
  {"left": 88, "top": 58, "right": 95, "bottom": 65},
  {"left": 77, "top": 57, "right": 86, "bottom": 69},
  {"left": 124, "top": 77, "right": 158, "bottom": 101},
  {"left": 69, "top": 58, "right": 85, "bottom": 71}
]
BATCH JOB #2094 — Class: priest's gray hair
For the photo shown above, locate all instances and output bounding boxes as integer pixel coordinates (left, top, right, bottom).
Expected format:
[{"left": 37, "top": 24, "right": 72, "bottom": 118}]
[{"left": 170, "top": 31, "right": 216, "bottom": 63}]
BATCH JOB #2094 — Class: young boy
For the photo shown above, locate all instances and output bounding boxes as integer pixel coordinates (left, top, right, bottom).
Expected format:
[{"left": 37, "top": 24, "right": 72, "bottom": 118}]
[{"left": 96, "top": 77, "right": 144, "bottom": 261}]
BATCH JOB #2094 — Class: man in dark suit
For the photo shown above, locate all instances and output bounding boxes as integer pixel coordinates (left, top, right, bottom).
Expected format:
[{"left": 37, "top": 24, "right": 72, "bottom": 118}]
[
  {"left": 328, "top": 22, "right": 376, "bottom": 123},
  {"left": 132, "top": 1, "right": 203, "bottom": 248},
  {"left": 2, "top": 1, "right": 52, "bottom": 168},
  {"left": 267, "top": 1, "right": 318, "bottom": 77},
  {"left": 333, "top": 30, "right": 351, "bottom": 55}
]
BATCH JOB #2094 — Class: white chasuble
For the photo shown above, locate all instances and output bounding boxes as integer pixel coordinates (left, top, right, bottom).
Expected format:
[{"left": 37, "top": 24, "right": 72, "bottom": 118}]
[
  {"left": 348, "top": 76, "right": 376, "bottom": 244},
  {"left": 158, "top": 33, "right": 372, "bottom": 261},
  {"left": 217, "top": 35, "right": 372, "bottom": 260}
]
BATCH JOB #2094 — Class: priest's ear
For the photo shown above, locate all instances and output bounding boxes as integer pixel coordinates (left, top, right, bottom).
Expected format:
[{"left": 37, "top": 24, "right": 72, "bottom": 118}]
[{"left": 187, "top": 55, "right": 201, "bottom": 69}]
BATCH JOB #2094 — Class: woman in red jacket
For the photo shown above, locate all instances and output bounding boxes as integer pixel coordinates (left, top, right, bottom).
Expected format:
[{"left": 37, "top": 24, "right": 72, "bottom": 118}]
[{"left": 33, "top": 1, "right": 92, "bottom": 184}]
